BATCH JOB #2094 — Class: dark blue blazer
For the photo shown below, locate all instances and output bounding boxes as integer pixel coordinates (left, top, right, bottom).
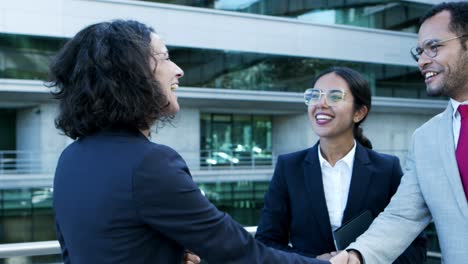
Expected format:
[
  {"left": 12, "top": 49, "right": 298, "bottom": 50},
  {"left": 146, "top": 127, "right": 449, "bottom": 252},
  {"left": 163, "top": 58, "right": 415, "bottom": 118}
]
[
  {"left": 53, "top": 129, "right": 327, "bottom": 264},
  {"left": 255, "top": 142, "right": 427, "bottom": 263}
]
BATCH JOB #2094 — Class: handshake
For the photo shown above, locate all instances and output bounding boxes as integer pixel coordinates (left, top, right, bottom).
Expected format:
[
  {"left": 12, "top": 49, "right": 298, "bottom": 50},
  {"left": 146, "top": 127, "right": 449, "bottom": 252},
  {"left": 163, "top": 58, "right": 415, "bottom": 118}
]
[{"left": 183, "top": 250, "right": 363, "bottom": 264}]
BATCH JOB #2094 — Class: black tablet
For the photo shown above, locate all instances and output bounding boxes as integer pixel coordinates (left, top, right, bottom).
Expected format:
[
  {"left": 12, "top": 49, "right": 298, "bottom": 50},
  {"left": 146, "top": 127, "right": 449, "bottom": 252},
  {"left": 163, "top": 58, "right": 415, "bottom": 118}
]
[{"left": 333, "top": 210, "right": 374, "bottom": 250}]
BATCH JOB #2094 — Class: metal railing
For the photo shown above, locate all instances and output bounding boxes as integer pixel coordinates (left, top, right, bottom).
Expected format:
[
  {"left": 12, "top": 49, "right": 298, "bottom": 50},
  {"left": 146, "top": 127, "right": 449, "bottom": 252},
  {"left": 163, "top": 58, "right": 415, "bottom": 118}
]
[
  {"left": 199, "top": 149, "right": 274, "bottom": 169},
  {"left": 0, "top": 227, "right": 442, "bottom": 262},
  {"left": 0, "top": 148, "right": 412, "bottom": 175},
  {"left": 0, "top": 150, "right": 45, "bottom": 174},
  {"left": 0, "top": 241, "right": 61, "bottom": 258},
  {"left": 0, "top": 227, "right": 258, "bottom": 259},
  {"left": 0, "top": 149, "right": 276, "bottom": 175}
]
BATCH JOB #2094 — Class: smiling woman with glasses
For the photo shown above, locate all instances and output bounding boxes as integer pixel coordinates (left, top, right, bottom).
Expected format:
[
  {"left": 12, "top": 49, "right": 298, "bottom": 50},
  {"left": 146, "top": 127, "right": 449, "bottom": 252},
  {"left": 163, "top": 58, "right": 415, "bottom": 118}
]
[
  {"left": 304, "top": 88, "right": 346, "bottom": 106},
  {"left": 256, "top": 67, "right": 427, "bottom": 263}
]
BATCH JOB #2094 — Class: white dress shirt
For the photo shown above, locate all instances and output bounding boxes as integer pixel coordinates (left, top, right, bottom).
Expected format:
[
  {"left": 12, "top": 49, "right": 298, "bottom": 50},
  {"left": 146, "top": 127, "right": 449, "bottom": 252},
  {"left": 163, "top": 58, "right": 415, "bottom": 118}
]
[
  {"left": 318, "top": 141, "right": 356, "bottom": 231},
  {"left": 450, "top": 99, "right": 468, "bottom": 147}
]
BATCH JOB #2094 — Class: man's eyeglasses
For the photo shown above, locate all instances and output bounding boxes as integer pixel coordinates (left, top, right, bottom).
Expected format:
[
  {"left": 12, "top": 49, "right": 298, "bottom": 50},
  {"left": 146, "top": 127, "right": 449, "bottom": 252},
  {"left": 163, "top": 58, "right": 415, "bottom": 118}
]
[
  {"left": 304, "top": 88, "right": 346, "bottom": 106},
  {"left": 410, "top": 34, "right": 468, "bottom": 62}
]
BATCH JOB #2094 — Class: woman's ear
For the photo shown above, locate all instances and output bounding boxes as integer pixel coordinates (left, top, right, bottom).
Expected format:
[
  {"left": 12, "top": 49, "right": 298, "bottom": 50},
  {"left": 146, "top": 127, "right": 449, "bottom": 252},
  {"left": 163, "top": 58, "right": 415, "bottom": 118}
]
[{"left": 353, "top": 105, "right": 368, "bottom": 123}]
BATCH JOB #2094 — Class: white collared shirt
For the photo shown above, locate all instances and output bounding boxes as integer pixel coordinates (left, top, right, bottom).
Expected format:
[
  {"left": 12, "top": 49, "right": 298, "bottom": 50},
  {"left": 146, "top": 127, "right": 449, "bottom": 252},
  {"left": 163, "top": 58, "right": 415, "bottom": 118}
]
[
  {"left": 318, "top": 141, "right": 356, "bottom": 231},
  {"left": 450, "top": 99, "right": 468, "bottom": 147}
]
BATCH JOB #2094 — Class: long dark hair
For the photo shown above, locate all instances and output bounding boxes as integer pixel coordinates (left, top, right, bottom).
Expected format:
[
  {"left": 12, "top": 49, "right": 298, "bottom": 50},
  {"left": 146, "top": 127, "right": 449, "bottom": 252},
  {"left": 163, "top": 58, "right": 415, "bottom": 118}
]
[
  {"left": 47, "top": 20, "right": 172, "bottom": 139},
  {"left": 312, "top": 67, "right": 372, "bottom": 149}
]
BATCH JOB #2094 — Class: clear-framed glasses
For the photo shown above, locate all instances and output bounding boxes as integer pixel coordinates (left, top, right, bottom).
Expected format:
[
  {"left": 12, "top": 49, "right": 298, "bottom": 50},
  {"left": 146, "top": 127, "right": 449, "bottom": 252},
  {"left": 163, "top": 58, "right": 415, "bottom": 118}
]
[
  {"left": 304, "top": 88, "right": 346, "bottom": 106},
  {"left": 410, "top": 34, "right": 468, "bottom": 62}
]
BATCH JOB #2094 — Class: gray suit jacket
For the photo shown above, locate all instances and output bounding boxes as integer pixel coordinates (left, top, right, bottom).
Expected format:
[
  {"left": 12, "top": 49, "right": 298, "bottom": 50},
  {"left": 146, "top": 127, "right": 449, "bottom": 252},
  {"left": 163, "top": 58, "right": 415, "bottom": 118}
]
[{"left": 348, "top": 103, "right": 468, "bottom": 264}]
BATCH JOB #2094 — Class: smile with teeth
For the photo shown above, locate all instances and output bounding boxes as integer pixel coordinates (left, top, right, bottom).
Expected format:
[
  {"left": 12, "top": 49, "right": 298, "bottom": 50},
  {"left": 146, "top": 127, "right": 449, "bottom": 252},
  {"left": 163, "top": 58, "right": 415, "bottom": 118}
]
[
  {"left": 425, "top": 72, "right": 438, "bottom": 80},
  {"left": 315, "top": 114, "right": 333, "bottom": 121},
  {"left": 170, "top": 84, "right": 178, "bottom": 91}
]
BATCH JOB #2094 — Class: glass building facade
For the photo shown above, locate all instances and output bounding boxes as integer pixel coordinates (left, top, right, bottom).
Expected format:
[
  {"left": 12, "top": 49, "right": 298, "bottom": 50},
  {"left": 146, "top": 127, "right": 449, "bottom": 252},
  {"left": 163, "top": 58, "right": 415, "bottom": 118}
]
[
  {"left": 143, "top": 0, "right": 431, "bottom": 32},
  {"left": 1, "top": 33, "right": 432, "bottom": 99}
]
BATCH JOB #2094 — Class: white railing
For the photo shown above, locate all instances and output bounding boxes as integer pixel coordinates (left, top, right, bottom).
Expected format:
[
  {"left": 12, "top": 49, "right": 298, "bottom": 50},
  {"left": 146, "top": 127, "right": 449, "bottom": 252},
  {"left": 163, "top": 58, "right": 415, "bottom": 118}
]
[
  {"left": 0, "top": 150, "right": 45, "bottom": 174},
  {"left": 0, "top": 229, "right": 442, "bottom": 262},
  {"left": 199, "top": 149, "right": 274, "bottom": 169},
  {"left": 0, "top": 149, "right": 276, "bottom": 175},
  {"left": 0, "top": 227, "right": 258, "bottom": 259}
]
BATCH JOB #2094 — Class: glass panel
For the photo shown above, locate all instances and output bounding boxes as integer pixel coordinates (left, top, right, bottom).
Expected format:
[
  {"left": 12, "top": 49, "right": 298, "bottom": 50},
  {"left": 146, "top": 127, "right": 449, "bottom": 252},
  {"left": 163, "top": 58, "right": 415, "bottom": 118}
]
[
  {"left": 0, "top": 184, "right": 441, "bottom": 261},
  {"left": 198, "top": 181, "right": 269, "bottom": 226},
  {"left": 0, "top": 109, "right": 16, "bottom": 150},
  {"left": 171, "top": 47, "right": 431, "bottom": 99},
  {"left": 232, "top": 115, "right": 252, "bottom": 166},
  {"left": 0, "top": 33, "right": 433, "bottom": 100},
  {"left": 252, "top": 116, "right": 272, "bottom": 166},
  {"left": 0, "top": 188, "right": 55, "bottom": 244},
  {"left": 140, "top": 0, "right": 431, "bottom": 32},
  {"left": 200, "top": 113, "right": 272, "bottom": 168},
  {"left": 0, "top": 33, "right": 66, "bottom": 80}
]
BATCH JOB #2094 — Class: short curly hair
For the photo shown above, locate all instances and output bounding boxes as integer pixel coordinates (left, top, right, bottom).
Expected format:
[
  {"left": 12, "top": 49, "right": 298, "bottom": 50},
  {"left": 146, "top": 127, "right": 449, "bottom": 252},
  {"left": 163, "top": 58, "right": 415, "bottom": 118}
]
[{"left": 47, "top": 20, "right": 172, "bottom": 139}]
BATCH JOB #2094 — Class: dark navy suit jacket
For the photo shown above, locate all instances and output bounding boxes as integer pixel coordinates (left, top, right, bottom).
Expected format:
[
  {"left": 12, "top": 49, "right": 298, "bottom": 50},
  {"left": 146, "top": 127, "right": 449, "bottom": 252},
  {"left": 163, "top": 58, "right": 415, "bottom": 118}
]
[
  {"left": 53, "top": 129, "right": 328, "bottom": 264},
  {"left": 255, "top": 142, "right": 427, "bottom": 263}
]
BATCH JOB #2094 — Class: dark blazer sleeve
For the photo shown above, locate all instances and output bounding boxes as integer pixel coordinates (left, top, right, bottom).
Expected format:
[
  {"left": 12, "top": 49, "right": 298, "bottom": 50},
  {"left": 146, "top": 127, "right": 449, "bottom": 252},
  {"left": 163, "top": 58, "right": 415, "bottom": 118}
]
[
  {"left": 55, "top": 220, "right": 70, "bottom": 264},
  {"left": 389, "top": 156, "right": 427, "bottom": 264},
  {"left": 255, "top": 155, "right": 292, "bottom": 249},
  {"left": 255, "top": 155, "right": 316, "bottom": 258},
  {"left": 133, "top": 146, "right": 326, "bottom": 264}
]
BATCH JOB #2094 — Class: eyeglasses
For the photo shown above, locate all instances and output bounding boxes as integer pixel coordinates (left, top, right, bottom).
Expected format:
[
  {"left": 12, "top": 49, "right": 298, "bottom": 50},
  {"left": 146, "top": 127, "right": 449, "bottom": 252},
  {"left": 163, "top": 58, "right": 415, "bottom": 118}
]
[
  {"left": 304, "top": 88, "right": 346, "bottom": 106},
  {"left": 410, "top": 34, "right": 468, "bottom": 62}
]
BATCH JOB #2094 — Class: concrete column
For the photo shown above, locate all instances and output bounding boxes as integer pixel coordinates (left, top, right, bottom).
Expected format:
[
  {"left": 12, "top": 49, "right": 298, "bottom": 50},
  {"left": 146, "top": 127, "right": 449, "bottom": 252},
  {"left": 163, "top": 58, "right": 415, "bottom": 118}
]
[
  {"left": 272, "top": 113, "right": 318, "bottom": 159},
  {"left": 152, "top": 107, "right": 200, "bottom": 170}
]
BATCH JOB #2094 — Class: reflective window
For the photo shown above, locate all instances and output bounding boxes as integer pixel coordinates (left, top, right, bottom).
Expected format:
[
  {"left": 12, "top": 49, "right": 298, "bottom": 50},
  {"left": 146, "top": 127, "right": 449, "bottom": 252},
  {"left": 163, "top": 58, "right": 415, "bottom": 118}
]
[
  {"left": 0, "top": 188, "right": 55, "bottom": 243},
  {"left": 0, "top": 33, "right": 433, "bottom": 99},
  {"left": 0, "top": 34, "right": 66, "bottom": 80},
  {"left": 0, "top": 185, "right": 441, "bottom": 261},
  {"left": 201, "top": 113, "right": 272, "bottom": 168},
  {"left": 142, "top": 0, "right": 431, "bottom": 32},
  {"left": 198, "top": 181, "right": 269, "bottom": 226},
  {"left": 173, "top": 47, "right": 429, "bottom": 98}
]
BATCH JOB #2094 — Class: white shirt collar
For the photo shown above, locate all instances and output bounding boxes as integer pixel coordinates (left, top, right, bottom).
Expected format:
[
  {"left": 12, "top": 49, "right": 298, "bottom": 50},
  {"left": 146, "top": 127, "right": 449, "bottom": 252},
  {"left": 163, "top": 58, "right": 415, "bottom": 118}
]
[
  {"left": 318, "top": 140, "right": 356, "bottom": 169},
  {"left": 450, "top": 98, "right": 468, "bottom": 119},
  {"left": 451, "top": 99, "right": 461, "bottom": 120}
]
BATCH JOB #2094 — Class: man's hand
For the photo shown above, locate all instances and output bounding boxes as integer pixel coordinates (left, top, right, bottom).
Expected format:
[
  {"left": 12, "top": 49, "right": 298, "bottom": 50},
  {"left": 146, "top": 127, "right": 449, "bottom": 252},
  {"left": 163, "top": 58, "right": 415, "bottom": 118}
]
[
  {"left": 182, "top": 250, "right": 201, "bottom": 264},
  {"left": 329, "top": 250, "right": 349, "bottom": 264},
  {"left": 346, "top": 250, "right": 362, "bottom": 264},
  {"left": 317, "top": 251, "right": 339, "bottom": 260}
]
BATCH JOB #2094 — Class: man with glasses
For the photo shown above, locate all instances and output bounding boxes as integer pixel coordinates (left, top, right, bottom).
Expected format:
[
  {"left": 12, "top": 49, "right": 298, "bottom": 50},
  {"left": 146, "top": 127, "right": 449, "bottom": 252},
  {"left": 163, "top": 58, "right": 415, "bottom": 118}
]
[{"left": 338, "top": 2, "right": 468, "bottom": 264}]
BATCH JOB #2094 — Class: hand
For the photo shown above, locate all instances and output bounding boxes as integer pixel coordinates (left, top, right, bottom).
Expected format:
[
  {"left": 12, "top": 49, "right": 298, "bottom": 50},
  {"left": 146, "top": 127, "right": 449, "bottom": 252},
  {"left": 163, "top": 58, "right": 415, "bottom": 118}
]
[
  {"left": 182, "top": 250, "right": 201, "bottom": 264},
  {"left": 329, "top": 250, "right": 348, "bottom": 264},
  {"left": 317, "top": 251, "right": 338, "bottom": 260},
  {"left": 347, "top": 250, "right": 362, "bottom": 264}
]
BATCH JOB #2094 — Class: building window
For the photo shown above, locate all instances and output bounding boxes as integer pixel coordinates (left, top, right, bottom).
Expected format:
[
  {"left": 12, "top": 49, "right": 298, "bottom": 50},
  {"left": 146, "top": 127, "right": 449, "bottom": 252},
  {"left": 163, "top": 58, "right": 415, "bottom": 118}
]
[
  {"left": 198, "top": 181, "right": 269, "bottom": 226},
  {"left": 0, "top": 33, "right": 435, "bottom": 100},
  {"left": 141, "top": 0, "right": 431, "bottom": 33},
  {"left": 201, "top": 113, "right": 272, "bottom": 167}
]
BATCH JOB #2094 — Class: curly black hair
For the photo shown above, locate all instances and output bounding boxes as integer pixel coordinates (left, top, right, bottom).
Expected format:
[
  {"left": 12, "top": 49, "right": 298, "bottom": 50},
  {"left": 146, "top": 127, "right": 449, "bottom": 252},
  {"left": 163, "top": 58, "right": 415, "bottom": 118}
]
[
  {"left": 420, "top": 2, "right": 468, "bottom": 49},
  {"left": 312, "top": 67, "right": 373, "bottom": 149},
  {"left": 47, "top": 20, "right": 173, "bottom": 139}
]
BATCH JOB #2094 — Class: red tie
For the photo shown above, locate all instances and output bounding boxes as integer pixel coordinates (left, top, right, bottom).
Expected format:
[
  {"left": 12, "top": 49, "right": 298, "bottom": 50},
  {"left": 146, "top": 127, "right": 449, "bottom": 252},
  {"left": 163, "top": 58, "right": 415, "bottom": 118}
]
[{"left": 456, "top": 105, "right": 468, "bottom": 201}]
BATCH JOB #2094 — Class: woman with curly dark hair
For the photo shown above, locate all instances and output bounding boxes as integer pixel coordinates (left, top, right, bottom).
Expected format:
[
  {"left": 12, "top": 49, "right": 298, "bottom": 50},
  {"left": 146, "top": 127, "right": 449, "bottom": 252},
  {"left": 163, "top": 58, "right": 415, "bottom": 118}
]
[{"left": 49, "top": 20, "right": 344, "bottom": 264}]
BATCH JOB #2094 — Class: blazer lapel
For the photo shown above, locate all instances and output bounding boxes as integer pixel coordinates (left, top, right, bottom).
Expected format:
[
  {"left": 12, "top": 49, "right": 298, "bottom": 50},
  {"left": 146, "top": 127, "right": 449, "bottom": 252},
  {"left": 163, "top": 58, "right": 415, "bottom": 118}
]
[
  {"left": 303, "top": 143, "right": 335, "bottom": 246},
  {"left": 438, "top": 105, "right": 468, "bottom": 219},
  {"left": 342, "top": 143, "right": 372, "bottom": 223}
]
